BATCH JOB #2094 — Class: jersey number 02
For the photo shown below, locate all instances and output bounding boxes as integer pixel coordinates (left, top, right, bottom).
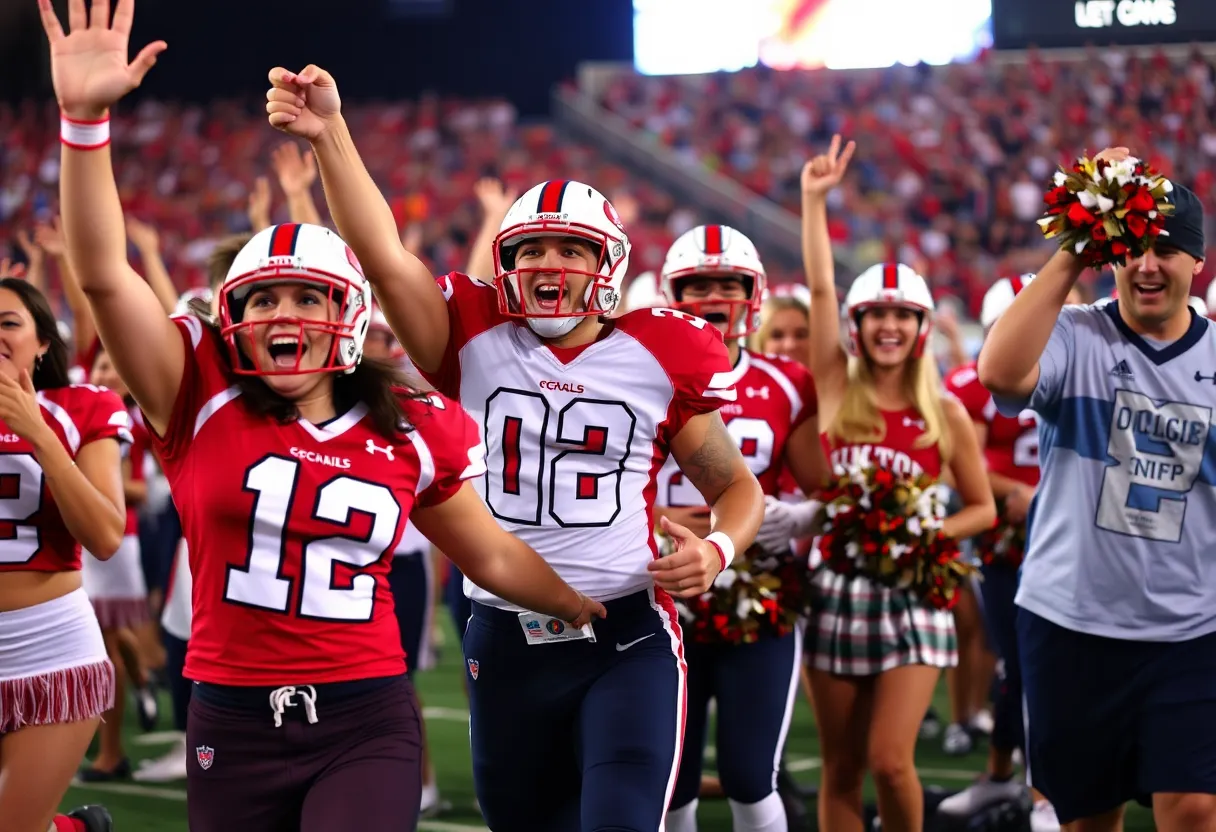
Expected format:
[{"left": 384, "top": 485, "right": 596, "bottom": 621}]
[
  {"left": 224, "top": 456, "right": 402, "bottom": 622},
  {"left": 484, "top": 388, "right": 638, "bottom": 528}
]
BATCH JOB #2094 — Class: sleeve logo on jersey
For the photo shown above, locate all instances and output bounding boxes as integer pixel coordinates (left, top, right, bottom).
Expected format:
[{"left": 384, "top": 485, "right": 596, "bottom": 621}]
[
  {"left": 1096, "top": 390, "right": 1212, "bottom": 543},
  {"left": 365, "top": 439, "right": 395, "bottom": 460}
]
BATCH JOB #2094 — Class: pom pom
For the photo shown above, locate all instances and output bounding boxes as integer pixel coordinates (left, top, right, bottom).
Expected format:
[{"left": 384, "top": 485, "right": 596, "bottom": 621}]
[
  {"left": 973, "top": 497, "right": 1027, "bottom": 568},
  {"left": 812, "top": 464, "right": 976, "bottom": 610},
  {"left": 1037, "top": 154, "right": 1174, "bottom": 268}
]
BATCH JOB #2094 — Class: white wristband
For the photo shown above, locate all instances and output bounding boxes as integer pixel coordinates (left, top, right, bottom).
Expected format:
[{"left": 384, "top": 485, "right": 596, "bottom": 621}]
[
  {"left": 60, "top": 114, "right": 111, "bottom": 151},
  {"left": 705, "top": 531, "right": 736, "bottom": 570}
]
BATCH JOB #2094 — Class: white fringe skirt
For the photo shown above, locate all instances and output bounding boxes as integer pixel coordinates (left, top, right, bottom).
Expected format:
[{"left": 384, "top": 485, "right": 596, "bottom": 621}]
[
  {"left": 82, "top": 534, "right": 149, "bottom": 630},
  {"left": 0, "top": 587, "right": 115, "bottom": 733}
]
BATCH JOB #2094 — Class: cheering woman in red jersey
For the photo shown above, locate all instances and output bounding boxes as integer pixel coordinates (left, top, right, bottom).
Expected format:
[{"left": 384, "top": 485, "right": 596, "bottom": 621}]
[
  {"left": 800, "top": 136, "right": 996, "bottom": 832},
  {"left": 41, "top": 1, "right": 604, "bottom": 829}
]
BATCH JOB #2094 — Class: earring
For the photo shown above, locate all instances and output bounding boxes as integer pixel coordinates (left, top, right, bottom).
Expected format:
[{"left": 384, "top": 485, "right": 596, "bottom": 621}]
[{"left": 34, "top": 354, "right": 43, "bottom": 369}]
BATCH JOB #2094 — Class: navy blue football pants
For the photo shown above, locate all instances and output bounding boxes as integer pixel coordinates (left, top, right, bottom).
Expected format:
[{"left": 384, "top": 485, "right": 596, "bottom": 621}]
[
  {"left": 464, "top": 588, "right": 685, "bottom": 832},
  {"left": 670, "top": 629, "right": 803, "bottom": 809},
  {"left": 978, "top": 561, "right": 1023, "bottom": 754}
]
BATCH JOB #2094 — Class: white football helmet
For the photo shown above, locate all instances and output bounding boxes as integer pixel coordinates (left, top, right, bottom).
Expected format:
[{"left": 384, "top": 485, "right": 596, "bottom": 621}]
[
  {"left": 1190, "top": 295, "right": 1209, "bottom": 317},
  {"left": 623, "top": 271, "right": 664, "bottom": 312},
  {"left": 175, "top": 286, "right": 215, "bottom": 317},
  {"left": 844, "top": 263, "right": 935, "bottom": 358},
  {"left": 661, "top": 224, "right": 767, "bottom": 337},
  {"left": 492, "top": 180, "right": 631, "bottom": 339},
  {"left": 764, "top": 282, "right": 811, "bottom": 309},
  {"left": 1206, "top": 280, "right": 1216, "bottom": 318},
  {"left": 980, "top": 274, "right": 1034, "bottom": 329},
  {"left": 218, "top": 223, "right": 373, "bottom": 376}
]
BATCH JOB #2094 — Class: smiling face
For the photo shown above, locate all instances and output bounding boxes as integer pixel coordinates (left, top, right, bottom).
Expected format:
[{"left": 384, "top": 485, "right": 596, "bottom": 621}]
[
  {"left": 674, "top": 275, "right": 751, "bottom": 337},
  {"left": 237, "top": 282, "right": 340, "bottom": 399},
  {"left": 0, "top": 287, "right": 47, "bottom": 383},
  {"left": 761, "top": 306, "right": 810, "bottom": 363},
  {"left": 512, "top": 236, "right": 602, "bottom": 316},
  {"left": 362, "top": 327, "right": 398, "bottom": 361},
  {"left": 1114, "top": 244, "right": 1203, "bottom": 332},
  {"left": 857, "top": 305, "right": 922, "bottom": 368}
]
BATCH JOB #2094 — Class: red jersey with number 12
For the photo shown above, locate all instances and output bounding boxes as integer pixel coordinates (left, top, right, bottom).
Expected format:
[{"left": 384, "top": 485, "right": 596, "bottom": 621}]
[
  {"left": 421, "top": 272, "right": 737, "bottom": 608},
  {"left": 152, "top": 315, "right": 487, "bottom": 686},
  {"left": 0, "top": 384, "right": 131, "bottom": 573},
  {"left": 945, "top": 361, "right": 1040, "bottom": 487}
]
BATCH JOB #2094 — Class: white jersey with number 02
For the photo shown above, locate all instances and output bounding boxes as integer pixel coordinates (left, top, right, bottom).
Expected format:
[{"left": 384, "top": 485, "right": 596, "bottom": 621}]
[{"left": 421, "top": 272, "right": 737, "bottom": 608}]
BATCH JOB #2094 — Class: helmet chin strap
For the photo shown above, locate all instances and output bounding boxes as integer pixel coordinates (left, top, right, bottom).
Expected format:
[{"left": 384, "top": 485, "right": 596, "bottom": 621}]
[{"left": 527, "top": 315, "right": 581, "bottom": 339}]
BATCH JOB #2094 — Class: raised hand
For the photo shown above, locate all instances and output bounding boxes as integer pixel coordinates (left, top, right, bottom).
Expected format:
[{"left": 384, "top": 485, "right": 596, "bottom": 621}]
[
  {"left": 125, "top": 216, "right": 159, "bottom": 252},
  {"left": 266, "top": 66, "right": 343, "bottom": 142},
  {"left": 38, "top": 0, "right": 167, "bottom": 120},
  {"left": 0, "top": 259, "right": 26, "bottom": 279},
  {"left": 34, "top": 219, "right": 65, "bottom": 258},
  {"left": 473, "top": 178, "right": 518, "bottom": 219},
  {"left": 800, "top": 134, "right": 856, "bottom": 199},
  {"left": 271, "top": 142, "right": 318, "bottom": 196}
]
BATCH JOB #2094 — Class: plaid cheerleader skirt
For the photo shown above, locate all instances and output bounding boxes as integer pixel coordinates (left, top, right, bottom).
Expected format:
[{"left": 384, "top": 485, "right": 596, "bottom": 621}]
[{"left": 806, "top": 568, "right": 957, "bottom": 676}]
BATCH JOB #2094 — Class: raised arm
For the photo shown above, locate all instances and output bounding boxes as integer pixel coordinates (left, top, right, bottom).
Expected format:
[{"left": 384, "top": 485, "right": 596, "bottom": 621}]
[
  {"left": 800, "top": 135, "right": 856, "bottom": 396},
  {"left": 271, "top": 142, "right": 323, "bottom": 227},
  {"left": 465, "top": 178, "right": 517, "bottom": 282},
  {"left": 40, "top": 0, "right": 181, "bottom": 437},
  {"left": 977, "top": 249, "right": 1086, "bottom": 400},
  {"left": 263, "top": 65, "right": 451, "bottom": 373},
  {"left": 126, "top": 216, "right": 179, "bottom": 314},
  {"left": 35, "top": 220, "right": 95, "bottom": 360}
]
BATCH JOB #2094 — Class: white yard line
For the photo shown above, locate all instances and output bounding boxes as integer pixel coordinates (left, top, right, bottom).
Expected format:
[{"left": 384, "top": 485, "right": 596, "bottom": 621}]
[{"left": 69, "top": 781, "right": 491, "bottom": 831}]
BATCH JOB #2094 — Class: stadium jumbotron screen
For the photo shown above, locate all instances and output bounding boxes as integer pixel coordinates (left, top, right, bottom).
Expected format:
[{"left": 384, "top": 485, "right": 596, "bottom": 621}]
[
  {"left": 632, "top": 0, "right": 993, "bottom": 75},
  {"left": 992, "top": 0, "right": 1216, "bottom": 49}
]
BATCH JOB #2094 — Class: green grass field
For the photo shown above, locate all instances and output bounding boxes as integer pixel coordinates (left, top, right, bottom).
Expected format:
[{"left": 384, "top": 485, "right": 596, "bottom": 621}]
[{"left": 60, "top": 616, "right": 1158, "bottom": 831}]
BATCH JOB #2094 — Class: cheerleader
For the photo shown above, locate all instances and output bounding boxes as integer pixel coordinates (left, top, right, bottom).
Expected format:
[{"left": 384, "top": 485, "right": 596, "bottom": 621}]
[
  {"left": 78, "top": 345, "right": 159, "bottom": 780},
  {"left": 0, "top": 278, "right": 129, "bottom": 832},
  {"left": 800, "top": 137, "right": 995, "bottom": 832}
]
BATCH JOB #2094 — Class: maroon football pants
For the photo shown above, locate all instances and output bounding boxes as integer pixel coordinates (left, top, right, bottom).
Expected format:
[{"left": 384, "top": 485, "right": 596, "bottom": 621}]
[{"left": 185, "top": 675, "right": 422, "bottom": 831}]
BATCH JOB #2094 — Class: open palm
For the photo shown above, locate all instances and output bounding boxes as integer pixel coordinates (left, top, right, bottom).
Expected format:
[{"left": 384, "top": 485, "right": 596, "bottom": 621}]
[{"left": 38, "top": 0, "right": 166, "bottom": 120}]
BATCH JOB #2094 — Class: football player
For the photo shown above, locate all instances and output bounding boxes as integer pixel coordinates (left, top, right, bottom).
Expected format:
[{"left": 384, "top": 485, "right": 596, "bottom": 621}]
[
  {"left": 268, "top": 64, "right": 765, "bottom": 830},
  {"left": 655, "top": 225, "right": 828, "bottom": 832},
  {"left": 0, "top": 277, "right": 130, "bottom": 832},
  {"left": 44, "top": 6, "right": 605, "bottom": 829}
]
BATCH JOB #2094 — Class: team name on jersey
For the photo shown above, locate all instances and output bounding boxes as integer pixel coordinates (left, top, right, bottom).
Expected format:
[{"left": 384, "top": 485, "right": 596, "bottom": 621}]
[
  {"left": 289, "top": 447, "right": 352, "bottom": 469},
  {"left": 1115, "top": 402, "right": 1207, "bottom": 447},
  {"left": 539, "top": 380, "right": 585, "bottom": 394},
  {"left": 720, "top": 403, "right": 744, "bottom": 416},
  {"left": 0, "top": 433, "right": 21, "bottom": 443},
  {"left": 831, "top": 445, "right": 925, "bottom": 477}
]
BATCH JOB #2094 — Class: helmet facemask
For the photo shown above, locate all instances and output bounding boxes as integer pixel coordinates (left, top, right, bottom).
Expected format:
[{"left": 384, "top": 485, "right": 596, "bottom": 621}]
[
  {"left": 219, "top": 269, "right": 369, "bottom": 377},
  {"left": 667, "top": 269, "right": 764, "bottom": 338},
  {"left": 493, "top": 228, "right": 625, "bottom": 340}
]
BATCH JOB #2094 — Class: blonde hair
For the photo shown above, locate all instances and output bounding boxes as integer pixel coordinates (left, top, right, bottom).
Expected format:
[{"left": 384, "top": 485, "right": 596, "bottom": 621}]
[
  {"left": 827, "top": 343, "right": 952, "bottom": 462},
  {"left": 750, "top": 296, "right": 809, "bottom": 353}
]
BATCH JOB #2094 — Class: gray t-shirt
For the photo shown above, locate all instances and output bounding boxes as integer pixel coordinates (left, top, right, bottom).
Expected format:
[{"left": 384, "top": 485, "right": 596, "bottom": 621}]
[{"left": 996, "top": 302, "right": 1216, "bottom": 641}]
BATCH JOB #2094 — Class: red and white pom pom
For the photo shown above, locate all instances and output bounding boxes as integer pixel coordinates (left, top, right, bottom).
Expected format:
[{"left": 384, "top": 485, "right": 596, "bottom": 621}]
[{"left": 60, "top": 114, "right": 111, "bottom": 151}]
